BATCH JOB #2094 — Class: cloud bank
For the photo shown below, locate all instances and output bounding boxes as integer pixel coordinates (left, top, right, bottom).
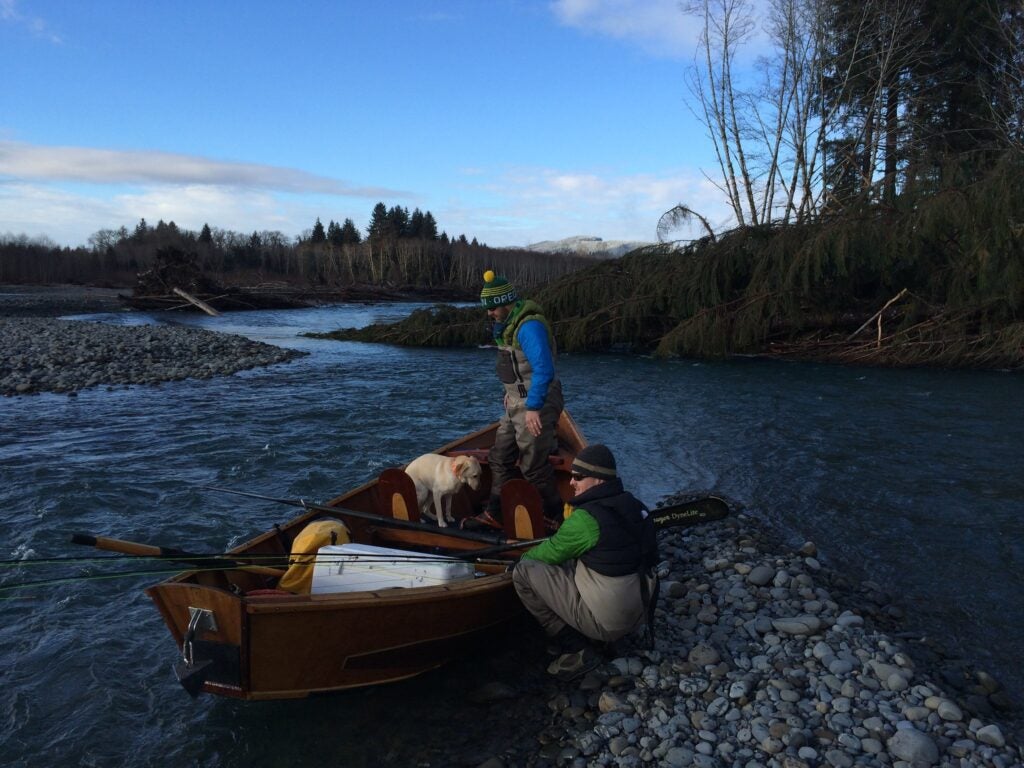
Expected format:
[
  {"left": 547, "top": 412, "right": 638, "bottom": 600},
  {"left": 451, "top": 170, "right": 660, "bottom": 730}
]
[
  {"left": 0, "top": 142, "right": 731, "bottom": 249},
  {"left": 0, "top": 141, "right": 402, "bottom": 198}
]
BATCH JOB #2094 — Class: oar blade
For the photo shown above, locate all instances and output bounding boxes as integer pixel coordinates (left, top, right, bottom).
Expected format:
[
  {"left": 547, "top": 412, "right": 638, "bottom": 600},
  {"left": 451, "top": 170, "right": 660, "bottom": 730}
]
[{"left": 650, "top": 496, "right": 729, "bottom": 530}]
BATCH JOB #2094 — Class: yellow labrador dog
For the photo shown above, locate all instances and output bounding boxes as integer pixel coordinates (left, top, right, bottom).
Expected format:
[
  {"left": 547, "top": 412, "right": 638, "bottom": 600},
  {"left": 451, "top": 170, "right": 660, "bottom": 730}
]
[{"left": 404, "top": 453, "right": 482, "bottom": 527}]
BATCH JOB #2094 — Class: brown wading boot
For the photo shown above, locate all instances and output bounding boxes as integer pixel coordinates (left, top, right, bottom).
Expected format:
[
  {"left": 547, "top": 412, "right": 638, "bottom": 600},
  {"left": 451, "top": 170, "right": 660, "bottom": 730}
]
[
  {"left": 546, "top": 626, "right": 588, "bottom": 656},
  {"left": 461, "top": 497, "right": 503, "bottom": 532},
  {"left": 546, "top": 647, "right": 602, "bottom": 682}
]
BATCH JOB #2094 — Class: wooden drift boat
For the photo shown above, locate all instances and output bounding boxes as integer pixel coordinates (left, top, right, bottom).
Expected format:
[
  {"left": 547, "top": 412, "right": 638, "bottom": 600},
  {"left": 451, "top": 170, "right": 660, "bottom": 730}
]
[{"left": 144, "top": 413, "right": 587, "bottom": 700}]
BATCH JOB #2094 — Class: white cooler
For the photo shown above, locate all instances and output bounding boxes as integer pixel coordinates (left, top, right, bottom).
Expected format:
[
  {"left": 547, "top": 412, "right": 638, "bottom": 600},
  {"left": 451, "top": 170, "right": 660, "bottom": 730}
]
[{"left": 310, "top": 543, "right": 477, "bottom": 594}]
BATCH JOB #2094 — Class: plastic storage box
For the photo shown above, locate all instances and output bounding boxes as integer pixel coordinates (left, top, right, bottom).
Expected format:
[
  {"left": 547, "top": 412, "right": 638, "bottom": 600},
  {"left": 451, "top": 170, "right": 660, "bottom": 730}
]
[{"left": 310, "top": 543, "right": 477, "bottom": 594}]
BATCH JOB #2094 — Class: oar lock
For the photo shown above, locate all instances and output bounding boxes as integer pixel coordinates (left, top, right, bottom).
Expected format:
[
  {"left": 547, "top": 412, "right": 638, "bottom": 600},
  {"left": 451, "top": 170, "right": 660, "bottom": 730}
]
[
  {"left": 182, "top": 606, "right": 217, "bottom": 665},
  {"left": 174, "top": 607, "right": 218, "bottom": 697}
]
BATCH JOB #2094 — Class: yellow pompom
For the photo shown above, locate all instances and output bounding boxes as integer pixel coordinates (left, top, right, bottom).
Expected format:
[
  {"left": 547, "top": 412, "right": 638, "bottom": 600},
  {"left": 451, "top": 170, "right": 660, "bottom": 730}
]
[{"left": 483, "top": 269, "right": 495, "bottom": 283}]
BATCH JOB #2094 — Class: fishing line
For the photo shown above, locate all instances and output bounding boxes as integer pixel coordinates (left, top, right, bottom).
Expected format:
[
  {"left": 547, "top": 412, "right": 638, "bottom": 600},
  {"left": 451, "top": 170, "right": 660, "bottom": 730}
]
[
  {"left": 0, "top": 555, "right": 511, "bottom": 598},
  {"left": 2, "top": 553, "right": 512, "bottom": 569},
  {"left": 0, "top": 554, "right": 513, "bottom": 594},
  {"left": 0, "top": 569, "right": 228, "bottom": 598}
]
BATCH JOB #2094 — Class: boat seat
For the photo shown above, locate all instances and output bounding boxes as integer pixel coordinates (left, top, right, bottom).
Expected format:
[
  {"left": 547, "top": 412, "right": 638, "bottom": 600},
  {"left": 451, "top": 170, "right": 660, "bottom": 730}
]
[
  {"left": 377, "top": 468, "right": 421, "bottom": 523},
  {"left": 500, "top": 479, "right": 544, "bottom": 540}
]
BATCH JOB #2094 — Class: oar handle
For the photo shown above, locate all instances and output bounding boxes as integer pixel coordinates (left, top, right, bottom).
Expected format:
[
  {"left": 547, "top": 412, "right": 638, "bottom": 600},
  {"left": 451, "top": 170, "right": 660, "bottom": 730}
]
[
  {"left": 71, "top": 533, "right": 178, "bottom": 558},
  {"left": 70, "top": 533, "right": 284, "bottom": 577}
]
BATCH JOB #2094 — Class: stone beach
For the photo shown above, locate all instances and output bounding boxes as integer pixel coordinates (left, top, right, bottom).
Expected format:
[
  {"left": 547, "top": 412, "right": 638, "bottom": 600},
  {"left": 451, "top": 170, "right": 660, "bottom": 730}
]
[
  {"left": 0, "top": 284, "right": 306, "bottom": 396},
  {"left": 0, "top": 318, "right": 306, "bottom": 396},
  {"left": 459, "top": 497, "right": 1022, "bottom": 768}
]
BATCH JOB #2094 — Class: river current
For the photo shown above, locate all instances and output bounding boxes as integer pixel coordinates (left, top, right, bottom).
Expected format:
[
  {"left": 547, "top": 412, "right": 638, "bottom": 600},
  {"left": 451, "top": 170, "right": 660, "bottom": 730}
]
[{"left": 1, "top": 303, "right": 1021, "bottom": 766}]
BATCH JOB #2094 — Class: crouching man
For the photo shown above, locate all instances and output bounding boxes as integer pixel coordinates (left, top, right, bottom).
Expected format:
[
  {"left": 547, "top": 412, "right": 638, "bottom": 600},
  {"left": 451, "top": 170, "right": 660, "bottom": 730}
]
[{"left": 512, "top": 444, "right": 658, "bottom": 679}]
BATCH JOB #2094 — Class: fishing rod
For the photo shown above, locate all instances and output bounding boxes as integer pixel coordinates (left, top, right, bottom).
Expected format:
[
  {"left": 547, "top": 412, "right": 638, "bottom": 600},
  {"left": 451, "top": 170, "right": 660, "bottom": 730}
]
[
  {"left": 200, "top": 485, "right": 507, "bottom": 545},
  {"left": 204, "top": 486, "right": 730, "bottom": 543},
  {"left": 68, "top": 532, "right": 514, "bottom": 575},
  {"left": 458, "top": 495, "right": 733, "bottom": 558}
]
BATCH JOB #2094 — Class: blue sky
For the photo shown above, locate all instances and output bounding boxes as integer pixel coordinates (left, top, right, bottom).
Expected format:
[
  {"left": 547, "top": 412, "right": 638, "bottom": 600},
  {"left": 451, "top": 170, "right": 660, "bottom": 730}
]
[{"left": 0, "top": 0, "right": 732, "bottom": 248}]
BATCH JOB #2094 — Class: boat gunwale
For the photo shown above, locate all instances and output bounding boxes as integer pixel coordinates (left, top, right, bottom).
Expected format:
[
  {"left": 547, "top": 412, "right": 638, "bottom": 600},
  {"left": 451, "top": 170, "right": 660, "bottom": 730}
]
[{"left": 150, "top": 413, "right": 585, "bottom": 592}]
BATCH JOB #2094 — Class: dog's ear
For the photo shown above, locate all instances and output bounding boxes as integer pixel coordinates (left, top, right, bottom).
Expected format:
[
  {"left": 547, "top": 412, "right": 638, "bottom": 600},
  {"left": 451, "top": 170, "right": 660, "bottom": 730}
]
[{"left": 452, "top": 455, "right": 468, "bottom": 476}]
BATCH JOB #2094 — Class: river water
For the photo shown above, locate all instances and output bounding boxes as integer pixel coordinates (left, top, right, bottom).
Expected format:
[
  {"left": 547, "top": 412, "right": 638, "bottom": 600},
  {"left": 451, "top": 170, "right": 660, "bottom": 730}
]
[{"left": 1, "top": 303, "right": 1021, "bottom": 766}]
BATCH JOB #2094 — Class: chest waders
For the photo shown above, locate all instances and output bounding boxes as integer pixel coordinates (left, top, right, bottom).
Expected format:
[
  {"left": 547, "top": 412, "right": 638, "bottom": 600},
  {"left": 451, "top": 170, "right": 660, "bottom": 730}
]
[{"left": 486, "top": 301, "right": 564, "bottom": 522}]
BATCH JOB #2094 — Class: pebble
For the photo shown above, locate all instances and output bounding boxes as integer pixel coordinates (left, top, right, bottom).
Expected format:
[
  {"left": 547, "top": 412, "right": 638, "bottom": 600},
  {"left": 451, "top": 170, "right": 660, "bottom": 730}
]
[
  {"left": 976, "top": 723, "right": 1006, "bottom": 748},
  {"left": 513, "top": 496, "right": 1023, "bottom": 768},
  {"left": 748, "top": 565, "right": 775, "bottom": 586},
  {"left": 0, "top": 318, "right": 306, "bottom": 396},
  {"left": 887, "top": 728, "right": 939, "bottom": 765}
]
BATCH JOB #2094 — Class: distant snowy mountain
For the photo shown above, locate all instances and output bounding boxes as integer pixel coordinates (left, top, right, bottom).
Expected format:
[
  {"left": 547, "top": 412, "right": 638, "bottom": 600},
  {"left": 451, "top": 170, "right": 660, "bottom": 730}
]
[{"left": 524, "top": 235, "right": 651, "bottom": 259}]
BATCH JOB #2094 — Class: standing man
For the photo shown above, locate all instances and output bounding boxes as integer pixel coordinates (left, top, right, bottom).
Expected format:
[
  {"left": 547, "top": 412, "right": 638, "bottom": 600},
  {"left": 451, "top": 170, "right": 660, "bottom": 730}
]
[
  {"left": 512, "top": 444, "right": 658, "bottom": 678},
  {"left": 464, "top": 270, "right": 564, "bottom": 531}
]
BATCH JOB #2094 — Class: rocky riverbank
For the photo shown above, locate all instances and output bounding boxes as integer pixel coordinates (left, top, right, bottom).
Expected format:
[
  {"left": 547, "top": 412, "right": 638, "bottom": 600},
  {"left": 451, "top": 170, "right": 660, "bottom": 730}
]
[
  {"left": 0, "top": 318, "right": 306, "bottom": 396},
  {"left": 453, "top": 497, "right": 1021, "bottom": 768},
  {"left": 0, "top": 284, "right": 127, "bottom": 317}
]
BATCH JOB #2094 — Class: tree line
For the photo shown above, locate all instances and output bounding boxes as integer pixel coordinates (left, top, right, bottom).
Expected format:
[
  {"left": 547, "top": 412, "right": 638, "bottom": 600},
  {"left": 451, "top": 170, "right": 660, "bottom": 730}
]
[
  {"left": 0, "top": 203, "right": 593, "bottom": 294},
  {"left": 661, "top": 0, "right": 1024, "bottom": 237}
]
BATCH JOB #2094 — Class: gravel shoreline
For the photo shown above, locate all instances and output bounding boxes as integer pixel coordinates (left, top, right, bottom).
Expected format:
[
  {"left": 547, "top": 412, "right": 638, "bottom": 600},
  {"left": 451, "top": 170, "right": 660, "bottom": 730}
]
[
  {"left": 455, "top": 497, "right": 1021, "bottom": 768},
  {"left": 0, "top": 284, "right": 127, "bottom": 317},
  {"left": 0, "top": 285, "right": 306, "bottom": 396},
  {"left": 0, "top": 318, "right": 306, "bottom": 396}
]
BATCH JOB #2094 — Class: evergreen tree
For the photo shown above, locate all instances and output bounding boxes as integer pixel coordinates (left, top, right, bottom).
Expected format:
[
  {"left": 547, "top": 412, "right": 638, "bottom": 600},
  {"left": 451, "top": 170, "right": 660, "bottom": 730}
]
[
  {"left": 409, "top": 208, "right": 425, "bottom": 238},
  {"left": 367, "top": 202, "right": 389, "bottom": 241},
  {"left": 386, "top": 205, "right": 410, "bottom": 238},
  {"left": 421, "top": 212, "right": 439, "bottom": 240},
  {"left": 340, "top": 218, "right": 362, "bottom": 244},
  {"left": 327, "top": 219, "right": 343, "bottom": 246},
  {"left": 310, "top": 217, "right": 327, "bottom": 244},
  {"left": 904, "top": 0, "right": 1012, "bottom": 177},
  {"left": 199, "top": 223, "right": 213, "bottom": 244}
]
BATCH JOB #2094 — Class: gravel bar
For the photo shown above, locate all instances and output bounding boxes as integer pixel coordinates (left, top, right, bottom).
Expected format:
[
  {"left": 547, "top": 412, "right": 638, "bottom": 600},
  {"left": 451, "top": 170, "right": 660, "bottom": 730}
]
[
  {"left": 458, "top": 495, "right": 1022, "bottom": 768},
  {"left": 1, "top": 318, "right": 307, "bottom": 396}
]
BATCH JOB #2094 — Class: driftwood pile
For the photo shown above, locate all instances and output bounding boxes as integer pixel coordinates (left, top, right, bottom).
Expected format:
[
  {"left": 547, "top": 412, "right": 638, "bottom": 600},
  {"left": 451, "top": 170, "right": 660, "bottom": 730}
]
[{"left": 126, "top": 248, "right": 311, "bottom": 313}]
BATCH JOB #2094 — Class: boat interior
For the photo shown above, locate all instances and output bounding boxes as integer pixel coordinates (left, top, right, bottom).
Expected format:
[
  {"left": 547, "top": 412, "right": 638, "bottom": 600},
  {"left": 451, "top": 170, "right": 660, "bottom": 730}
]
[{"left": 161, "top": 416, "right": 585, "bottom": 598}]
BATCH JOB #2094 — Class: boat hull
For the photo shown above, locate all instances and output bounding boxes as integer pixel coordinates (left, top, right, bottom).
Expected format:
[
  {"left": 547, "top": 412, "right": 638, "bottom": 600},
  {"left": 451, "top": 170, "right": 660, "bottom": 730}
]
[{"left": 144, "top": 413, "right": 586, "bottom": 699}]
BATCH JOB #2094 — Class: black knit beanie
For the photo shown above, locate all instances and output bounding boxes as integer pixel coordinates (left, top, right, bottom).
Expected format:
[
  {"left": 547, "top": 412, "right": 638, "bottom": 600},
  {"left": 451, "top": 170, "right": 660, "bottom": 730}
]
[{"left": 571, "top": 444, "right": 617, "bottom": 480}]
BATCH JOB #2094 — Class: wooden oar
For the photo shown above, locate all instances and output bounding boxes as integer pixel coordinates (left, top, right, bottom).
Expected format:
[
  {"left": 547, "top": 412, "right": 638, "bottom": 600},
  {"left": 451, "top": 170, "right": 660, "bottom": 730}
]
[
  {"left": 69, "top": 533, "right": 286, "bottom": 577},
  {"left": 200, "top": 485, "right": 506, "bottom": 545}
]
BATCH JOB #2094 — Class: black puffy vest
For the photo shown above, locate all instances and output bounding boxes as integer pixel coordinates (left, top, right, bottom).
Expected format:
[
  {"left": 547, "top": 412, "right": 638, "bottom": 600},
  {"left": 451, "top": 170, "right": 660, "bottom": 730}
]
[{"left": 577, "top": 479, "right": 658, "bottom": 577}]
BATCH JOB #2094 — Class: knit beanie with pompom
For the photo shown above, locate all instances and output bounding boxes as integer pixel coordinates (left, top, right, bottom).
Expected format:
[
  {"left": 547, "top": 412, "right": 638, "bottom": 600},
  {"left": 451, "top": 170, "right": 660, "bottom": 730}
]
[{"left": 480, "top": 270, "right": 519, "bottom": 308}]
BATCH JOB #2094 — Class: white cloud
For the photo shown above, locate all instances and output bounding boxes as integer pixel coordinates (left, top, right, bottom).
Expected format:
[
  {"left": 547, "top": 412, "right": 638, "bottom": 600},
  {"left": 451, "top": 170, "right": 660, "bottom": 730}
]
[
  {"left": 551, "top": 0, "right": 775, "bottom": 62},
  {"left": 550, "top": 0, "right": 697, "bottom": 58},
  {"left": 0, "top": 140, "right": 405, "bottom": 198},
  {"left": 0, "top": 0, "right": 62, "bottom": 43},
  {"left": 0, "top": 146, "right": 736, "bottom": 250},
  {"left": 0, "top": 180, "right": 367, "bottom": 247},
  {"left": 443, "top": 165, "right": 735, "bottom": 247}
]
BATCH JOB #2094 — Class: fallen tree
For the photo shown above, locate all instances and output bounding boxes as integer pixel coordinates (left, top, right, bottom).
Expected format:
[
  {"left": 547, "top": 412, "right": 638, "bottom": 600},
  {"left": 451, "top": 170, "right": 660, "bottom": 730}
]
[{"left": 315, "top": 153, "right": 1024, "bottom": 370}]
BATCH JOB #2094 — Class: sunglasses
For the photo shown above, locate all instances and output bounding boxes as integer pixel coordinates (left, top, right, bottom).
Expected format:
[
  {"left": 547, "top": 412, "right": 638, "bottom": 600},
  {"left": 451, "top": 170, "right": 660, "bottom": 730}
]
[{"left": 570, "top": 473, "right": 586, "bottom": 481}]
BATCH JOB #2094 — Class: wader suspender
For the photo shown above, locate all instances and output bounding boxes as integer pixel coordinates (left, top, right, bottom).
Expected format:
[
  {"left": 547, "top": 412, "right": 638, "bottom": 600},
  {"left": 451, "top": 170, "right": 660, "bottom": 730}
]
[
  {"left": 604, "top": 504, "right": 659, "bottom": 650},
  {"left": 508, "top": 351, "right": 528, "bottom": 399}
]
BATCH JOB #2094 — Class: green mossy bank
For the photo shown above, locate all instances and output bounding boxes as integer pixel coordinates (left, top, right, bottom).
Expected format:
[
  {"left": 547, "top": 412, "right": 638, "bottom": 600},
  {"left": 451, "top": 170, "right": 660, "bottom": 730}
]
[{"left": 312, "top": 156, "right": 1024, "bottom": 370}]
